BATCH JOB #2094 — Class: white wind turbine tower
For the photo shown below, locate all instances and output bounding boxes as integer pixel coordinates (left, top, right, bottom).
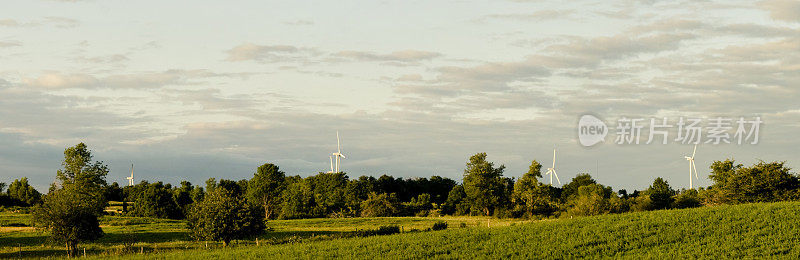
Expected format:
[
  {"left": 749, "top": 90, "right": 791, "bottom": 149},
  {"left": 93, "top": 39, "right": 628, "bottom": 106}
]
[
  {"left": 126, "top": 163, "right": 135, "bottom": 186},
  {"left": 545, "top": 148, "right": 561, "bottom": 185},
  {"left": 330, "top": 131, "right": 346, "bottom": 173},
  {"left": 685, "top": 144, "right": 699, "bottom": 189}
]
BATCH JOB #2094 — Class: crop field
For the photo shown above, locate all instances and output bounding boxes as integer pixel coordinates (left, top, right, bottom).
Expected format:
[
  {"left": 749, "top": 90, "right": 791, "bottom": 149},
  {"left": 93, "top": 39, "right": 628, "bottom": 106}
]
[{"left": 4, "top": 201, "right": 800, "bottom": 259}]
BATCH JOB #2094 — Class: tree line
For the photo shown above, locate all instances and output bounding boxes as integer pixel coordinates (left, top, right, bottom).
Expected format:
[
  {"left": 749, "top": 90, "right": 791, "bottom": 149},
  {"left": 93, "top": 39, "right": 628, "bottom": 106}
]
[{"left": 2, "top": 143, "right": 799, "bottom": 256}]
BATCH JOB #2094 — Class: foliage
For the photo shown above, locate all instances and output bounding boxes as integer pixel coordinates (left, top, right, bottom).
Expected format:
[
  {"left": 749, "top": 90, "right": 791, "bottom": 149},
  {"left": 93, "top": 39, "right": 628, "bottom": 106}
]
[
  {"left": 56, "top": 143, "right": 109, "bottom": 196},
  {"left": 561, "top": 173, "right": 596, "bottom": 201},
  {"left": 672, "top": 189, "right": 702, "bottom": 209},
  {"left": 279, "top": 180, "right": 316, "bottom": 219},
  {"left": 708, "top": 159, "right": 800, "bottom": 204},
  {"left": 566, "top": 184, "right": 615, "bottom": 217},
  {"left": 187, "top": 188, "right": 264, "bottom": 246},
  {"left": 247, "top": 163, "right": 286, "bottom": 220},
  {"left": 512, "top": 160, "right": 558, "bottom": 217},
  {"left": 360, "top": 192, "right": 400, "bottom": 217},
  {"left": 32, "top": 188, "right": 105, "bottom": 257},
  {"left": 441, "top": 185, "right": 470, "bottom": 215},
  {"left": 432, "top": 221, "right": 448, "bottom": 231},
  {"left": 646, "top": 177, "right": 676, "bottom": 210},
  {"left": 6, "top": 177, "right": 41, "bottom": 206},
  {"left": 462, "top": 153, "right": 508, "bottom": 216},
  {"left": 131, "top": 182, "right": 182, "bottom": 219}
]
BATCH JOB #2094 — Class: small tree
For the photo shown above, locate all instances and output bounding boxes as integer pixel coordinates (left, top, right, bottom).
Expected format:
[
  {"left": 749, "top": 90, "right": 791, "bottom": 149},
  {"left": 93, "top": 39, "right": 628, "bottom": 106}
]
[
  {"left": 247, "top": 163, "right": 286, "bottom": 220},
  {"left": 33, "top": 188, "right": 105, "bottom": 257},
  {"left": 513, "top": 160, "right": 558, "bottom": 217},
  {"left": 187, "top": 189, "right": 263, "bottom": 246},
  {"left": 33, "top": 143, "right": 108, "bottom": 257},
  {"left": 360, "top": 192, "right": 400, "bottom": 217},
  {"left": 646, "top": 177, "right": 675, "bottom": 210}
]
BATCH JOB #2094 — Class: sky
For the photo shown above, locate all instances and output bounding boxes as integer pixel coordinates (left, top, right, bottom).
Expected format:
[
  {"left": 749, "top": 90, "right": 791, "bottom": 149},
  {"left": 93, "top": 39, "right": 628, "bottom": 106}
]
[{"left": 1, "top": 0, "right": 799, "bottom": 192}]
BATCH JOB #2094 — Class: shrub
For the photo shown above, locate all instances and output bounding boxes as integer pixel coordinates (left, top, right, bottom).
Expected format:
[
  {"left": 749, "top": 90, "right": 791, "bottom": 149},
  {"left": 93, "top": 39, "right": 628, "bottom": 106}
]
[
  {"left": 432, "top": 221, "right": 448, "bottom": 231},
  {"left": 187, "top": 189, "right": 264, "bottom": 246},
  {"left": 375, "top": 225, "right": 401, "bottom": 235}
]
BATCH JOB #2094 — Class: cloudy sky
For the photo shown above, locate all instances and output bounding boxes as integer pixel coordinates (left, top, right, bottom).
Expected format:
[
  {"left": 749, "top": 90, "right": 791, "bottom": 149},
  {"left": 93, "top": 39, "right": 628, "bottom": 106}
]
[{"left": 1, "top": 0, "right": 798, "bottom": 191}]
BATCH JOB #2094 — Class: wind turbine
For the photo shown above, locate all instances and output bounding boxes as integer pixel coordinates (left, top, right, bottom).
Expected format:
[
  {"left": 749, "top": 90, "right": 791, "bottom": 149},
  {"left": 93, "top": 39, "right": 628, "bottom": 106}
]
[
  {"left": 331, "top": 131, "right": 346, "bottom": 173},
  {"left": 327, "top": 156, "right": 334, "bottom": 173},
  {"left": 545, "top": 148, "right": 561, "bottom": 185},
  {"left": 126, "top": 163, "right": 134, "bottom": 186},
  {"left": 685, "top": 144, "right": 699, "bottom": 189}
]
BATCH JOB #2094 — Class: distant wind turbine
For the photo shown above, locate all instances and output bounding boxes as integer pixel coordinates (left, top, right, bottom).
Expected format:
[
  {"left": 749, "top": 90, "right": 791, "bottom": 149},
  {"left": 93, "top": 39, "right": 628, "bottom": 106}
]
[
  {"left": 330, "top": 131, "right": 346, "bottom": 173},
  {"left": 685, "top": 144, "right": 699, "bottom": 189},
  {"left": 126, "top": 163, "right": 134, "bottom": 186},
  {"left": 545, "top": 148, "right": 561, "bottom": 185}
]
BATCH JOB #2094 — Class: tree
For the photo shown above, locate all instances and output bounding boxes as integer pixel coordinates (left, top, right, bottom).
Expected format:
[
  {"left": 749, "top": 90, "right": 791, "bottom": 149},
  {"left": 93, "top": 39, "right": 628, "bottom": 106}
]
[
  {"left": 462, "top": 153, "right": 507, "bottom": 216},
  {"left": 174, "top": 181, "right": 195, "bottom": 215},
  {"left": 561, "top": 173, "right": 597, "bottom": 201},
  {"left": 131, "top": 182, "right": 182, "bottom": 219},
  {"left": 306, "top": 172, "right": 348, "bottom": 215},
  {"left": 708, "top": 159, "right": 799, "bottom": 204},
  {"left": 512, "top": 160, "right": 558, "bottom": 217},
  {"left": 441, "top": 185, "right": 469, "bottom": 215},
  {"left": 279, "top": 180, "right": 316, "bottom": 219},
  {"left": 103, "top": 182, "right": 124, "bottom": 202},
  {"left": 7, "top": 177, "right": 41, "bottom": 206},
  {"left": 646, "top": 177, "right": 675, "bottom": 210},
  {"left": 672, "top": 189, "right": 702, "bottom": 209},
  {"left": 247, "top": 163, "right": 286, "bottom": 220},
  {"left": 566, "top": 184, "right": 615, "bottom": 216},
  {"left": 32, "top": 143, "right": 109, "bottom": 257},
  {"left": 360, "top": 192, "right": 400, "bottom": 217},
  {"left": 56, "top": 143, "right": 109, "bottom": 195},
  {"left": 187, "top": 188, "right": 263, "bottom": 246},
  {"left": 34, "top": 189, "right": 105, "bottom": 257}
]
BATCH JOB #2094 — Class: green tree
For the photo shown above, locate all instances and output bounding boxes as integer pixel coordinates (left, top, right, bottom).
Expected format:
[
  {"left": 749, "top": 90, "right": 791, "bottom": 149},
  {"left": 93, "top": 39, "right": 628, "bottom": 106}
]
[
  {"left": 646, "top": 177, "right": 675, "bottom": 210},
  {"left": 441, "top": 185, "right": 469, "bottom": 215},
  {"left": 7, "top": 177, "right": 41, "bottom": 205},
  {"left": 247, "top": 163, "right": 286, "bottom": 220},
  {"left": 33, "top": 188, "right": 105, "bottom": 257},
  {"left": 566, "top": 183, "right": 615, "bottom": 216},
  {"left": 708, "top": 159, "right": 799, "bottom": 204},
  {"left": 279, "top": 180, "right": 316, "bottom": 219},
  {"left": 672, "top": 189, "right": 702, "bottom": 209},
  {"left": 132, "top": 182, "right": 182, "bottom": 219},
  {"left": 56, "top": 143, "right": 108, "bottom": 195},
  {"left": 462, "top": 153, "right": 507, "bottom": 216},
  {"left": 512, "top": 160, "right": 558, "bottom": 217},
  {"left": 561, "top": 173, "right": 596, "bottom": 201},
  {"left": 187, "top": 188, "right": 263, "bottom": 247},
  {"left": 360, "top": 192, "right": 400, "bottom": 217},
  {"left": 306, "top": 172, "right": 348, "bottom": 215},
  {"left": 174, "top": 181, "right": 195, "bottom": 214}
]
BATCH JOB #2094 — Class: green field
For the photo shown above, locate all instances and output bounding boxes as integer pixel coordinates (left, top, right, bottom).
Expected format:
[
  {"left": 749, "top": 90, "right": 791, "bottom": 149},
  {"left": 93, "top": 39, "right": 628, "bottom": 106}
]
[{"left": 4, "top": 201, "right": 800, "bottom": 259}]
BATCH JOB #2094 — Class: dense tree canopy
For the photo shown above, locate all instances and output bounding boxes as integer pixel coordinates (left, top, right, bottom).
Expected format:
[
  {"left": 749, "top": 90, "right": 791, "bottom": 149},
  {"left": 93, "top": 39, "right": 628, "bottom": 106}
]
[
  {"left": 247, "top": 163, "right": 286, "bottom": 220},
  {"left": 462, "top": 153, "right": 508, "bottom": 216},
  {"left": 187, "top": 188, "right": 263, "bottom": 246}
]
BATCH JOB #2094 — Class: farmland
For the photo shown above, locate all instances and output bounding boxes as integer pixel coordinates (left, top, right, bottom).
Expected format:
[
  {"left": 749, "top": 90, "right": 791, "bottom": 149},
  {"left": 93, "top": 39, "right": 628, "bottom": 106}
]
[{"left": 4, "top": 201, "right": 800, "bottom": 258}]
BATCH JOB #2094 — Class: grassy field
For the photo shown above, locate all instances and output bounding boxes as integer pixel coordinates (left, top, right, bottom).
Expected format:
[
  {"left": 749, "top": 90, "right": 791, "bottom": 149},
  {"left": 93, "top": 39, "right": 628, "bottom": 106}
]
[
  {"left": 0, "top": 210, "right": 520, "bottom": 258},
  {"left": 4, "top": 201, "right": 800, "bottom": 258}
]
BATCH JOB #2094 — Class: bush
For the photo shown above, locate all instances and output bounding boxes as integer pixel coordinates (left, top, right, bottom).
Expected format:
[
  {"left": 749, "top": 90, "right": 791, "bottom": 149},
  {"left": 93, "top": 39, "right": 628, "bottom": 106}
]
[
  {"left": 432, "top": 221, "right": 448, "bottom": 231},
  {"left": 375, "top": 225, "right": 401, "bottom": 235},
  {"left": 187, "top": 189, "right": 264, "bottom": 246}
]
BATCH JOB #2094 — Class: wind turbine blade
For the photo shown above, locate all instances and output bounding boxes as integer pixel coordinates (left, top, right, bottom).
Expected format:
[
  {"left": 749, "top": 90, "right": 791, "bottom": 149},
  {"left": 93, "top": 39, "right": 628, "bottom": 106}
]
[
  {"left": 552, "top": 149, "right": 556, "bottom": 168},
  {"left": 330, "top": 156, "right": 334, "bottom": 172},
  {"left": 692, "top": 144, "right": 697, "bottom": 158},
  {"left": 553, "top": 169, "right": 561, "bottom": 185},
  {"left": 337, "top": 131, "right": 341, "bottom": 153},
  {"left": 692, "top": 160, "right": 699, "bottom": 180}
]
